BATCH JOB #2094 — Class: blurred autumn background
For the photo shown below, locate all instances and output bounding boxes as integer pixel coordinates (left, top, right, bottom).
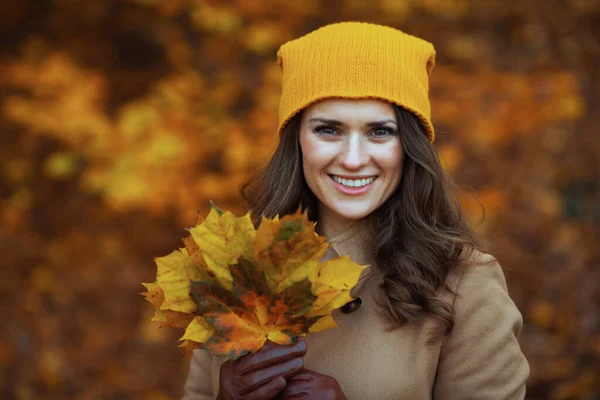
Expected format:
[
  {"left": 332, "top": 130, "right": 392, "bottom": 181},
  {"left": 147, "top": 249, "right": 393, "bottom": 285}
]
[{"left": 1, "top": 0, "right": 599, "bottom": 399}]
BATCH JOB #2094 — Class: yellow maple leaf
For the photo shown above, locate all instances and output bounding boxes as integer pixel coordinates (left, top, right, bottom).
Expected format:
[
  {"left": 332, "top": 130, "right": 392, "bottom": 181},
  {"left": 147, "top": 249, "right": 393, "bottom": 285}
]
[
  {"left": 254, "top": 213, "right": 329, "bottom": 293},
  {"left": 142, "top": 204, "right": 366, "bottom": 359},
  {"left": 186, "top": 204, "right": 255, "bottom": 290}
]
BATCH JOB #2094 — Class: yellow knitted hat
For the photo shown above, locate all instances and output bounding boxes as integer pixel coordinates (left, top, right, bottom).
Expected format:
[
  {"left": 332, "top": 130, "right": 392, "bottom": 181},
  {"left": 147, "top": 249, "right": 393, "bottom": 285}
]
[{"left": 276, "top": 21, "right": 436, "bottom": 142}]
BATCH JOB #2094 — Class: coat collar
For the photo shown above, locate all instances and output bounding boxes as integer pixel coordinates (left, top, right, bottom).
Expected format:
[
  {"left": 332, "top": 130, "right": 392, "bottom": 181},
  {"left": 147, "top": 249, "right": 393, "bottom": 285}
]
[{"left": 324, "top": 219, "right": 379, "bottom": 297}]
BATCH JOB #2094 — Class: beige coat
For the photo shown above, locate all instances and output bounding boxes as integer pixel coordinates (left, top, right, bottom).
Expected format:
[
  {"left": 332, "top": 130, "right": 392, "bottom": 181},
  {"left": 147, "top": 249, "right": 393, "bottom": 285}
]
[{"left": 182, "top": 223, "right": 530, "bottom": 399}]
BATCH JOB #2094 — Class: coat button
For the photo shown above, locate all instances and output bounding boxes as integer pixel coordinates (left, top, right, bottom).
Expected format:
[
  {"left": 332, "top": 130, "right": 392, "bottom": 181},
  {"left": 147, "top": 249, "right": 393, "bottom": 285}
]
[{"left": 340, "top": 297, "right": 362, "bottom": 314}]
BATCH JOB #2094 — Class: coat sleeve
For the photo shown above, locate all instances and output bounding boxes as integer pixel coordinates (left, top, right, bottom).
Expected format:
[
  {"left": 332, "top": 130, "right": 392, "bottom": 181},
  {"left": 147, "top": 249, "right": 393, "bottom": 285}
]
[
  {"left": 182, "top": 349, "right": 215, "bottom": 400},
  {"left": 433, "top": 253, "right": 530, "bottom": 399}
]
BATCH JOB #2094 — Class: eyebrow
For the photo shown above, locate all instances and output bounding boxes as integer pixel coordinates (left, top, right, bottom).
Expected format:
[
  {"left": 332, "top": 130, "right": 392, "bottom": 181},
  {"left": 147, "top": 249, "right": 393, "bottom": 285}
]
[{"left": 308, "top": 117, "right": 398, "bottom": 127}]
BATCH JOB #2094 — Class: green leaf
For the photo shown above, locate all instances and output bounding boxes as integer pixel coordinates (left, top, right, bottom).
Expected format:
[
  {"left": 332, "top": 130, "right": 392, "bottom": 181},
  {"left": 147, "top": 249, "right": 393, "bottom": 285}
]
[
  {"left": 231, "top": 257, "right": 269, "bottom": 298},
  {"left": 189, "top": 279, "right": 244, "bottom": 315},
  {"left": 210, "top": 200, "right": 225, "bottom": 216},
  {"left": 274, "top": 219, "right": 305, "bottom": 243},
  {"left": 274, "top": 278, "right": 315, "bottom": 319}
]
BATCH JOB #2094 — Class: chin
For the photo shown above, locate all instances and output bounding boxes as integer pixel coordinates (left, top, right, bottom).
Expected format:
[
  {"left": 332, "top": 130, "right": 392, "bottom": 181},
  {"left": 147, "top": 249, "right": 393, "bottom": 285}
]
[{"left": 328, "top": 202, "right": 376, "bottom": 221}]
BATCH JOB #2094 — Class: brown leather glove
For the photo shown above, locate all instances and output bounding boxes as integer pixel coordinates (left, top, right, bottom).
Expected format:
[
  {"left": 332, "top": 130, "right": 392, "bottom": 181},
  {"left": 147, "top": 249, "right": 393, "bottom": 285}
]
[
  {"left": 217, "top": 339, "right": 306, "bottom": 400},
  {"left": 276, "top": 368, "right": 347, "bottom": 399}
]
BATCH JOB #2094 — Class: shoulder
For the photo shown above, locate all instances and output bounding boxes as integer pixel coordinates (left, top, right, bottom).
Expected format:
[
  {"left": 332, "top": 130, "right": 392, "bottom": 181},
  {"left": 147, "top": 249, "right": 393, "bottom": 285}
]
[
  {"left": 443, "top": 248, "right": 525, "bottom": 349},
  {"left": 433, "top": 249, "right": 530, "bottom": 399},
  {"left": 440, "top": 248, "right": 524, "bottom": 345},
  {"left": 445, "top": 248, "right": 509, "bottom": 300}
]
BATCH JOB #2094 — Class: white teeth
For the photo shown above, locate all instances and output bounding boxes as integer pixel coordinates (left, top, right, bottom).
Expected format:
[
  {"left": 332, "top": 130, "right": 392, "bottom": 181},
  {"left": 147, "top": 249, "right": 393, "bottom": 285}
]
[{"left": 331, "top": 175, "right": 375, "bottom": 188}]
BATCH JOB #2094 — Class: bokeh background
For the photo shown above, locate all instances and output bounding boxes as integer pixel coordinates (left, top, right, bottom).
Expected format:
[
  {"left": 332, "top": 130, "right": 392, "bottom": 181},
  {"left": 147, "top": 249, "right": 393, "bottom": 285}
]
[{"left": 1, "top": 0, "right": 599, "bottom": 399}]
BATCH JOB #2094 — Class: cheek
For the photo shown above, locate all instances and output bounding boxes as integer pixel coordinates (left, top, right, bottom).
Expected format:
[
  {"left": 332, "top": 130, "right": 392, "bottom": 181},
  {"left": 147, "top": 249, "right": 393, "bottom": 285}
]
[
  {"left": 376, "top": 141, "right": 404, "bottom": 178},
  {"left": 299, "top": 133, "right": 334, "bottom": 176}
]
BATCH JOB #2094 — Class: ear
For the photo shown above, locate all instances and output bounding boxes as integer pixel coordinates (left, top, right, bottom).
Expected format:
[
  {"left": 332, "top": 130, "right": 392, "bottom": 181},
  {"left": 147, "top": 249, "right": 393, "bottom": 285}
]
[
  {"left": 426, "top": 52, "right": 436, "bottom": 76},
  {"left": 277, "top": 49, "right": 285, "bottom": 70}
]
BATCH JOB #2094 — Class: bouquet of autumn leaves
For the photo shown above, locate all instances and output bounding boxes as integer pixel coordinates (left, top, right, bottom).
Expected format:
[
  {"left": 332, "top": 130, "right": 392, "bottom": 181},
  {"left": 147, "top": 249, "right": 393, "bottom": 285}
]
[{"left": 142, "top": 205, "right": 365, "bottom": 360}]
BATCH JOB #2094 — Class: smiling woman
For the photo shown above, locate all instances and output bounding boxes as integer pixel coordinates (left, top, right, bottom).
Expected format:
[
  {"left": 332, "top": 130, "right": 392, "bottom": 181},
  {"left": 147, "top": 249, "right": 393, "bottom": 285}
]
[
  {"left": 183, "top": 22, "right": 530, "bottom": 400},
  {"left": 299, "top": 99, "right": 404, "bottom": 237}
]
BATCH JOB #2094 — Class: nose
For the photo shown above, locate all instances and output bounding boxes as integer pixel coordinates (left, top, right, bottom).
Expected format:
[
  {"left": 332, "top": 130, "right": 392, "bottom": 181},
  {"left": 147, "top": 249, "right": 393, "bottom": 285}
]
[{"left": 338, "top": 133, "right": 369, "bottom": 169}]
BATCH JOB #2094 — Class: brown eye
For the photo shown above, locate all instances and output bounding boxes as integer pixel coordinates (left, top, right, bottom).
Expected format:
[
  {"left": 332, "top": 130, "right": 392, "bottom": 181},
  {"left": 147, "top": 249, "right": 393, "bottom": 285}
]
[
  {"left": 314, "top": 126, "right": 339, "bottom": 137},
  {"left": 370, "top": 127, "right": 395, "bottom": 138}
]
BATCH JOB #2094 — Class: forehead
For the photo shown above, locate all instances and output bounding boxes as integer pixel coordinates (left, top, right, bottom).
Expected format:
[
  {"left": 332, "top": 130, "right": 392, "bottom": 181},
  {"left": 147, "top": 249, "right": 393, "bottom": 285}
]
[{"left": 302, "top": 98, "right": 396, "bottom": 121}]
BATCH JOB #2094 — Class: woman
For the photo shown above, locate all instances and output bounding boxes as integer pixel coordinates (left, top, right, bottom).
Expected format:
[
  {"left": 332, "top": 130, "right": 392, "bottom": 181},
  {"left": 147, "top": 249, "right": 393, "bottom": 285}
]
[{"left": 183, "top": 21, "right": 530, "bottom": 399}]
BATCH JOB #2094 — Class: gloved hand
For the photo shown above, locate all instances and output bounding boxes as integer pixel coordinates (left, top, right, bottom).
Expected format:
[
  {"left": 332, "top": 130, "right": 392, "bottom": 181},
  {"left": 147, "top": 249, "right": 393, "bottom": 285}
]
[
  {"left": 276, "top": 368, "right": 347, "bottom": 399},
  {"left": 217, "top": 339, "right": 306, "bottom": 400}
]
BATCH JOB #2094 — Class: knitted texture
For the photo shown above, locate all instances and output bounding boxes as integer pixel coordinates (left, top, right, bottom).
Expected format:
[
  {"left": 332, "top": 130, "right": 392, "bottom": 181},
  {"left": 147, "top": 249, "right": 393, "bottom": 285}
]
[{"left": 276, "top": 21, "right": 436, "bottom": 142}]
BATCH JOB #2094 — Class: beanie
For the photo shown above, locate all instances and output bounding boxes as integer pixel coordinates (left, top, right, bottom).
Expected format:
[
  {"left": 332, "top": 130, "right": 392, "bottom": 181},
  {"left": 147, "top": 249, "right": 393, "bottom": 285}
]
[{"left": 276, "top": 21, "right": 436, "bottom": 142}]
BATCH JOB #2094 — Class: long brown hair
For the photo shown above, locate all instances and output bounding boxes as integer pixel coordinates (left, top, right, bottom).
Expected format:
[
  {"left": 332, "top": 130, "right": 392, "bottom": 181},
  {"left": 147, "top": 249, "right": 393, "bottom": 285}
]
[{"left": 241, "top": 104, "right": 482, "bottom": 340}]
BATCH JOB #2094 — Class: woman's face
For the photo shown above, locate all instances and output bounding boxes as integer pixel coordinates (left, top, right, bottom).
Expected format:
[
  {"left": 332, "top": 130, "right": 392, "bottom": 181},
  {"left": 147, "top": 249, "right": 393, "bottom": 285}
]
[{"left": 299, "top": 98, "right": 404, "bottom": 231}]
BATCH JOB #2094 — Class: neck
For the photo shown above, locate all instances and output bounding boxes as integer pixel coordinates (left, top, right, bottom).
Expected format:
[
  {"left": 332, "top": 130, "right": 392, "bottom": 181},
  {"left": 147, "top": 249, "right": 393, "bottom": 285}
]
[{"left": 316, "top": 204, "right": 361, "bottom": 238}]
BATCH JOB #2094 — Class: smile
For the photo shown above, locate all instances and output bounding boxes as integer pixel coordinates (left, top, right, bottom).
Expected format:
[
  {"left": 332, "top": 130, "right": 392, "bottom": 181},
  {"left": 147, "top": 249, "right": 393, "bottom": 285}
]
[{"left": 330, "top": 175, "right": 377, "bottom": 188}]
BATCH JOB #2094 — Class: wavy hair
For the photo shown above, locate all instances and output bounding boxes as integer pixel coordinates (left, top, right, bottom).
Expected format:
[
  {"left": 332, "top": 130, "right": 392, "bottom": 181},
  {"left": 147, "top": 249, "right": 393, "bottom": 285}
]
[{"left": 241, "top": 104, "right": 482, "bottom": 341}]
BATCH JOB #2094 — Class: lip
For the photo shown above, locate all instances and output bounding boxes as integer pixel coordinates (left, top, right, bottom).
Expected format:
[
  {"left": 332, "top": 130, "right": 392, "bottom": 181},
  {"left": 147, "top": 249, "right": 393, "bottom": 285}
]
[
  {"left": 328, "top": 174, "right": 377, "bottom": 196},
  {"left": 329, "top": 174, "right": 377, "bottom": 179}
]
